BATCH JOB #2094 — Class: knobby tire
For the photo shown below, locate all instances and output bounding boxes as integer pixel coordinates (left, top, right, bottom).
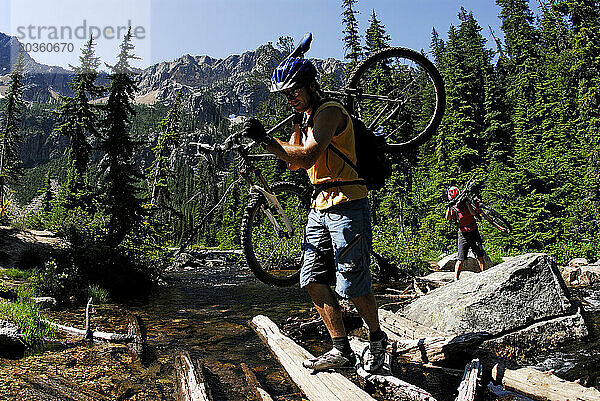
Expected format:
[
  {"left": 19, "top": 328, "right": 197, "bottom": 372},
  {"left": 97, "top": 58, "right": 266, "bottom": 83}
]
[
  {"left": 347, "top": 47, "right": 446, "bottom": 153},
  {"left": 240, "top": 182, "right": 311, "bottom": 287}
]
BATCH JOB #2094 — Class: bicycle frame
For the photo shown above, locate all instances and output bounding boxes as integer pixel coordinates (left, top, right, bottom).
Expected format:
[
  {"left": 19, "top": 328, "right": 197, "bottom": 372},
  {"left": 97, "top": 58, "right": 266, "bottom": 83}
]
[
  {"left": 449, "top": 175, "right": 511, "bottom": 233},
  {"left": 238, "top": 153, "right": 296, "bottom": 240},
  {"left": 191, "top": 113, "right": 299, "bottom": 241}
]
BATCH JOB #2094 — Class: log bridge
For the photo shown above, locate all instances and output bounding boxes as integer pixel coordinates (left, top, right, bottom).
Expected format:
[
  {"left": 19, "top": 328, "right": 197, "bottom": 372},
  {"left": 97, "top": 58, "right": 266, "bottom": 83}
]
[{"left": 246, "top": 310, "right": 600, "bottom": 401}]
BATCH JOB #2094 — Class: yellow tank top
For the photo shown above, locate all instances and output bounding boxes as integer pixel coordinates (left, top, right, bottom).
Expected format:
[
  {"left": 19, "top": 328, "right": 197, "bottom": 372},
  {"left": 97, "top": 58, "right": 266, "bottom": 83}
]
[{"left": 305, "top": 101, "right": 368, "bottom": 210}]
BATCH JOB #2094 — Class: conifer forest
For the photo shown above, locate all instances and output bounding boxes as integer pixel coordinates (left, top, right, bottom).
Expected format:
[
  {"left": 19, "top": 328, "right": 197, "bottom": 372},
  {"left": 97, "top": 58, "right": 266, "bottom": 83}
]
[{"left": 0, "top": 0, "right": 599, "bottom": 300}]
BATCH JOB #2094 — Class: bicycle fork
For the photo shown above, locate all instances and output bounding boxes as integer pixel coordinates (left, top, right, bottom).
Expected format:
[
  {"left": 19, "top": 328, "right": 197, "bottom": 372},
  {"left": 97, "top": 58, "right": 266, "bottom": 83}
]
[{"left": 250, "top": 185, "right": 295, "bottom": 239}]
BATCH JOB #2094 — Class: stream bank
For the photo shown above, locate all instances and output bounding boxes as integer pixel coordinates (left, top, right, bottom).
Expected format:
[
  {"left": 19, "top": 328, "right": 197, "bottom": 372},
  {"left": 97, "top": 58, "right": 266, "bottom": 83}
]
[{"left": 1, "top": 258, "right": 599, "bottom": 400}]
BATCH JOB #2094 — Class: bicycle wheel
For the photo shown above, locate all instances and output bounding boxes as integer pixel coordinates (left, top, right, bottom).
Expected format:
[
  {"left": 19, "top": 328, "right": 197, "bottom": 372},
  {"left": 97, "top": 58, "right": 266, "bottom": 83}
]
[
  {"left": 476, "top": 201, "right": 512, "bottom": 233},
  {"left": 346, "top": 47, "right": 446, "bottom": 152},
  {"left": 240, "top": 182, "right": 311, "bottom": 287}
]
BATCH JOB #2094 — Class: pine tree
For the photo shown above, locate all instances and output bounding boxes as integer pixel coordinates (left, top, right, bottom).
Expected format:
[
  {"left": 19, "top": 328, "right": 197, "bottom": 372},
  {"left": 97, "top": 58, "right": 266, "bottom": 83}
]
[
  {"left": 341, "top": 0, "right": 363, "bottom": 77},
  {"left": 430, "top": 27, "right": 446, "bottom": 69},
  {"left": 54, "top": 36, "right": 103, "bottom": 178},
  {"left": 148, "top": 90, "right": 184, "bottom": 208},
  {"left": 40, "top": 171, "right": 53, "bottom": 214},
  {"left": 364, "top": 10, "right": 390, "bottom": 55},
  {"left": 434, "top": 10, "right": 492, "bottom": 177},
  {"left": 0, "top": 52, "right": 25, "bottom": 205},
  {"left": 554, "top": 0, "right": 600, "bottom": 259},
  {"left": 98, "top": 28, "right": 143, "bottom": 246}
]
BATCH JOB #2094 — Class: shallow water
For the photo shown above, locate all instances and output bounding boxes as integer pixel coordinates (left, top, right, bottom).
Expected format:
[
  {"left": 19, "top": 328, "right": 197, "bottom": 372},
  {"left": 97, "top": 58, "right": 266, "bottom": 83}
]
[
  {"left": 128, "top": 265, "right": 600, "bottom": 399},
  {"left": 130, "top": 262, "right": 313, "bottom": 400},
  {"left": 40, "top": 264, "right": 600, "bottom": 400}
]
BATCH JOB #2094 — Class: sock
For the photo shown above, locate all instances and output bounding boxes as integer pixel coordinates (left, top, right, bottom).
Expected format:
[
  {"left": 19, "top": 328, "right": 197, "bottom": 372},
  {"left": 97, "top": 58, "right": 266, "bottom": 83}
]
[
  {"left": 369, "top": 328, "right": 385, "bottom": 342},
  {"left": 332, "top": 336, "right": 352, "bottom": 355}
]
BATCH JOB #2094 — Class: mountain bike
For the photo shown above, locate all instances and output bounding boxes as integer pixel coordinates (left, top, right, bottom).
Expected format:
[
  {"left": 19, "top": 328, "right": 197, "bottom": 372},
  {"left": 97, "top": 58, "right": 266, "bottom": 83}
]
[
  {"left": 188, "top": 33, "right": 446, "bottom": 287},
  {"left": 449, "top": 175, "right": 512, "bottom": 233}
]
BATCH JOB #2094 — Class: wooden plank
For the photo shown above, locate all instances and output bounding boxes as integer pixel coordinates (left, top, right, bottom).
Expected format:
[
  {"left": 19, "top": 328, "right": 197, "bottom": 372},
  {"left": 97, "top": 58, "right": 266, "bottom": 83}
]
[
  {"left": 241, "top": 363, "right": 274, "bottom": 401},
  {"left": 349, "top": 337, "right": 439, "bottom": 401},
  {"left": 174, "top": 351, "right": 212, "bottom": 401},
  {"left": 491, "top": 363, "right": 600, "bottom": 401},
  {"left": 379, "top": 309, "right": 446, "bottom": 341},
  {"left": 455, "top": 359, "right": 480, "bottom": 401},
  {"left": 250, "top": 315, "right": 376, "bottom": 401}
]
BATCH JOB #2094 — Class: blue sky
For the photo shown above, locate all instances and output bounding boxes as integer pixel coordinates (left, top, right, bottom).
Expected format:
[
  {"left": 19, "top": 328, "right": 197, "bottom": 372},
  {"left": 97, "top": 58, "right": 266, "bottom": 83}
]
[{"left": 0, "top": 1, "right": 536, "bottom": 70}]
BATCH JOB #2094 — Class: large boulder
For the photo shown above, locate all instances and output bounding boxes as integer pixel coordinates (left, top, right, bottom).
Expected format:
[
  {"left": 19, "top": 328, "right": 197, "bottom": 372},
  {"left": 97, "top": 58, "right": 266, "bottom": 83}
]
[
  {"left": 402, "top": 253, "right": 587, "bottom": 352},
  {"left": 559, "top": 264, "right": 600, "bottom": 286},
  {"left": 0, "top": 319, "right": 25, "bottom": 357}
]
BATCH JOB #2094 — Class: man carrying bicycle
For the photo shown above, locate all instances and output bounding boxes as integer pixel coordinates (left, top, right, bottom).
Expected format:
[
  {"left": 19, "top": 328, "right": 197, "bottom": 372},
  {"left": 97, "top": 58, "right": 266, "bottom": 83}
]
[
  {"left": 242, "top": 56, "right": 387, "bottom": 373},
  {"left": 445, "top": 185, "right": 487, "bottom": 280}
]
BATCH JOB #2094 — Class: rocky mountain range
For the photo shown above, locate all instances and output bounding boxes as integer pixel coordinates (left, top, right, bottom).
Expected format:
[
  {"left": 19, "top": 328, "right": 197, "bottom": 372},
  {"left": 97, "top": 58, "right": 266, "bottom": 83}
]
[
  {"left": 0, "top": 32, "right": 345, "bottom": 170},
  {"left": 0, "top": 31, "right": 345, "bottom": 118},
  {"left": 0, "top": 32, "right": 74, "bottom": 101}
]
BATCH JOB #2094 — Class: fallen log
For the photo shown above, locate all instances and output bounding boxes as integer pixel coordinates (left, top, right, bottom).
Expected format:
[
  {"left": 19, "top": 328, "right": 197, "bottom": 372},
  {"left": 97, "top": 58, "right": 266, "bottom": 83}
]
[
  {"left": 174, "top": 351, "right": 212, "bottom": 401},
  {"left": 455, "top": 359, "right": 481, "bottom": 401},
  {"left": 378, "top": 294, "right": 418, "bottom": 300},
  {"left": 349, "top": 337, "right": 439, "bottom": 401},
  {"left": 241, "top": 363, "right": 274, "bottom": 401},
  {"left": 491, "top": 362, "right": 600, "bottom": 401},
  {"left": 395, "top": 333, "right": 488, "bottom": 364},
  {"left": 250, "top": 315, "right": 376, "bottom": 401},
  {"left": 380, "top": 308, "right": 600, "bottom": 401},
  {"left": 126, "top": 313, "right": 145, "bottom": 358},
  {"left": 45, "top": 319, "right": 133, "bottom": 343}
]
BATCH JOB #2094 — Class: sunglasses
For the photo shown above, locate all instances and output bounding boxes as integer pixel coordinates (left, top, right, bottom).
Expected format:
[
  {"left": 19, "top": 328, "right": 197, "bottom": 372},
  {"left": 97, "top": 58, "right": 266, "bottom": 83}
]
[{"left": 281, "top": 87, "right": 303, "bottom": 100}]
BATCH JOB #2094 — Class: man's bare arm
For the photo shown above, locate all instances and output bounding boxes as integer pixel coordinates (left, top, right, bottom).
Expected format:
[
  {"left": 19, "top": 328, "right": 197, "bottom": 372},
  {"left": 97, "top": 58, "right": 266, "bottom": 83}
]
[{"left": 265, "top": 107, "right": 343, "bottom": 170}]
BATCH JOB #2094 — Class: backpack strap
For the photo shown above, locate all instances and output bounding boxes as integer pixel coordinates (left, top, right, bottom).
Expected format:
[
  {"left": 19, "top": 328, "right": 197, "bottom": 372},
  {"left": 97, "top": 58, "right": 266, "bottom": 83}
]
[
  {"left": 311, "top": 179, "right": 365, "bottom": 200},
  {"left": 306, "top": 98, "right": 365, "bottom": 199}
]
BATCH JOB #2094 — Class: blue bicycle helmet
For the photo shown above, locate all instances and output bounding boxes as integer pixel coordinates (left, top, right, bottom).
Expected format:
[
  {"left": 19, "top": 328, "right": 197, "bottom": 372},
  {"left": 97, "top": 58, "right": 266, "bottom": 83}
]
[{"left": 270, "top": 57, "right": 318, "bottom": 93}]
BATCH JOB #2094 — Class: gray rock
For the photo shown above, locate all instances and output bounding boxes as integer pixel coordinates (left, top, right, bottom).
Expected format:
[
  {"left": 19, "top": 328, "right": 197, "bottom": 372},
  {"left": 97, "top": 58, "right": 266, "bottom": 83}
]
[
  {"left": 581, "top": 266, "right": 600, "bottom": 285},
  {"left": 403, "top": 254, "right": 585, "bottom": 349},
  {"left": 437, "top": 251, "right": 492, "bottom": 272},
  {"left": 559, "top": 265, "right": 600, "bottom": 286},
  {"left": 568, "top": 257, "right": 589, "bottom": 267},
  {"left": 33, "top": 296, "right": 57, "bottom": 310},
  {"left": 559, "top": 265, "right": 581, "bottom": 286},
  {"left": 485, "top": 308, "right": 588, "bottom": 352},
  {"left": 0, "top": 320, "right": 25, "bottom": 355}
]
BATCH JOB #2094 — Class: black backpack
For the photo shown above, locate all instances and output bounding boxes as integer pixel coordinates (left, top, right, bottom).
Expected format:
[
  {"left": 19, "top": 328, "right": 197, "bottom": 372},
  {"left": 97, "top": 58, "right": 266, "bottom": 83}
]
[{"left": 308, "top": 100, "right": 392, "bottom": 196}]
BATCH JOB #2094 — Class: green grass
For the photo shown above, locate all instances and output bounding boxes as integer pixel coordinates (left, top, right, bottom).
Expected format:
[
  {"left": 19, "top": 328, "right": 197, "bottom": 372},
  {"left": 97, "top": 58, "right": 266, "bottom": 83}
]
[
  {"left": 0, "top": 268, "right": 36, "bottom": 279},
  {"left": 87, "top": 284, "right": 109, "bottom": 303},
  {"left": 0, "top": 285, "right": 54, "bottom": 347}
]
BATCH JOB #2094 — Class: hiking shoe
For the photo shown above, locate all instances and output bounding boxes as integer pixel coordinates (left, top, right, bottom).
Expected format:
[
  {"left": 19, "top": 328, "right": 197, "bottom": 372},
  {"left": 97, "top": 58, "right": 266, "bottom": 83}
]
[
  {"left": 302, "top": 348, "right": 356, "bottom": 371},
  {"left": 363, "top": 332, "right": 388, "bottom": 373}
]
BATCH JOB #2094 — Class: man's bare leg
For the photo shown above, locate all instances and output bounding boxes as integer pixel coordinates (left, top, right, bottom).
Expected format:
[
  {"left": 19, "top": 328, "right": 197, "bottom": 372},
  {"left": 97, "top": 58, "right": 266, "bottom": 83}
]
[
  {"left": 351, "top": 292, "right": 380, "bottom": 332},
  {"left": 305, "top": 282, "right": 346, "bottom": 338}
]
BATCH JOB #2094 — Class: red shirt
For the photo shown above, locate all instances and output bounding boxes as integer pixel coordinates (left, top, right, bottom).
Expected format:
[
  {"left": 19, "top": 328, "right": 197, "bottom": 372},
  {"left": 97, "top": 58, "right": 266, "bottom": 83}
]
[{"left": 451, "top": 204, "right": 478, "bottom": 233}]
